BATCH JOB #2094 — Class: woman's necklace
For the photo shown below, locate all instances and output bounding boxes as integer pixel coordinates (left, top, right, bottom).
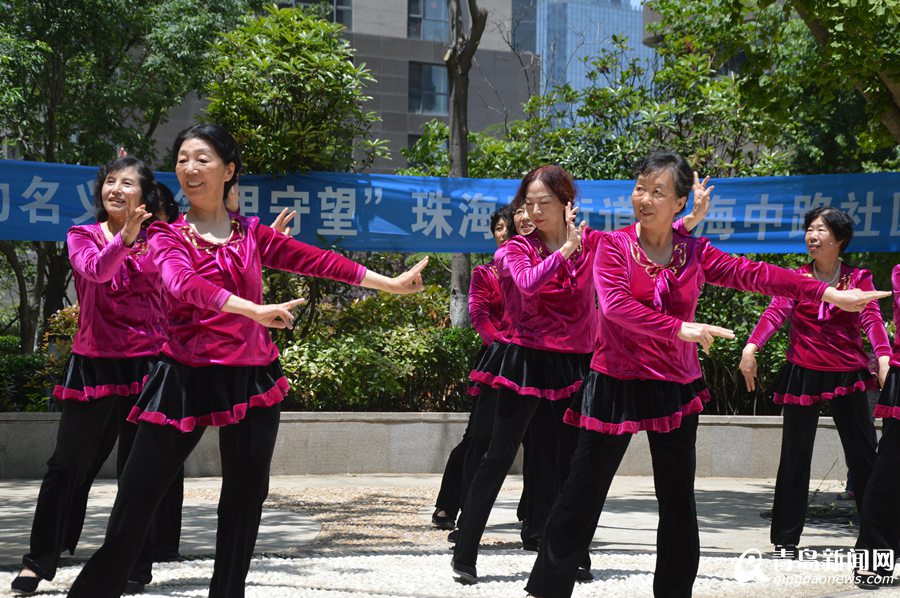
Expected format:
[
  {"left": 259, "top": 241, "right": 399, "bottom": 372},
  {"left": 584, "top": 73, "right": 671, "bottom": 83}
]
[{"left": 812, "top": 261, "right": 841, "bottom": 286}]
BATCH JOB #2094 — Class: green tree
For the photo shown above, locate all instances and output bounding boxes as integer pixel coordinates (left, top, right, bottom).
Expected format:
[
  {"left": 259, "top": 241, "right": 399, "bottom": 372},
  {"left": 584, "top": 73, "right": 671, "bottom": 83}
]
[
  {"left": 0, "top": 0, "right": 259, "bottom": 352},
  {"left": 204, "top": 5, "right": 388, "bottom": 175},
  {"left": 202, "top": 4, "right": 390, "bottom": 347}
]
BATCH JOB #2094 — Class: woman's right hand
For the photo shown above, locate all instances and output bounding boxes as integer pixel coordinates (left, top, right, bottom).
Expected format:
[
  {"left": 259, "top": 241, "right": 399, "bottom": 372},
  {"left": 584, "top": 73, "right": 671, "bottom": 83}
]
[
  {"left": 249, "top": 298, "right": 306, "bottom": 329},
  {"left": 121, "top": 193, "right": 152, "bottom": 246},
  {"left": 822, "top": 287, "right": 891, "bottom": 312},
  {"left": 677, "top": 321, "right": 735, "bottom": 354},
  {"left": 739, "top": 344, "right": 759, "bottom": 392}
]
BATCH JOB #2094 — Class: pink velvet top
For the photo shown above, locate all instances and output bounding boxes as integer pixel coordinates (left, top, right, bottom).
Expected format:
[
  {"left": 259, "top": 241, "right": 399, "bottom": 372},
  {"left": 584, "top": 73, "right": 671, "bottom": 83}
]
[
  {"left": 590, "top": 224, "right": 828, "bottom": 383},
  {"left": 68, "top": 223, "right": 167, "bottom": 358},
  {"left": 891, "top": 265, "right": 900, "bottom": 368},
  {"left": 149, "top": 213, "right": 366, "bottom": 367},
  {"left": 468, "top": 261, "right": 504, "bottom": 345},
  {"left": 493, "top": 228, "right": 602, "bottom": 354},
  {"left": 746, "top": 263, "right": 891, "bottom": 371}
]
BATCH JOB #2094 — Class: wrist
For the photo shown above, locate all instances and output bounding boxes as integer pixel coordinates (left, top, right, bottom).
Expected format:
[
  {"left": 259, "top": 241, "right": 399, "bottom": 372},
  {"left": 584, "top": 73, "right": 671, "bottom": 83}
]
[{"left": 742, "top": 343, "right": 758, "bottom": 355}]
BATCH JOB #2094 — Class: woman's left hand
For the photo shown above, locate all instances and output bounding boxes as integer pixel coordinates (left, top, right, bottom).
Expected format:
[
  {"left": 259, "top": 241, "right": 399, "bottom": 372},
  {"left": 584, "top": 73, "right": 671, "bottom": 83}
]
[
  {"left": 682, "top": 172, "right": 714, "bottom": 232},
  {"left": 361, "top": 257, "right": 430, "bottom": 295},
  {"left": 878, "top": 355, "right": 890, "bottom": 388}
]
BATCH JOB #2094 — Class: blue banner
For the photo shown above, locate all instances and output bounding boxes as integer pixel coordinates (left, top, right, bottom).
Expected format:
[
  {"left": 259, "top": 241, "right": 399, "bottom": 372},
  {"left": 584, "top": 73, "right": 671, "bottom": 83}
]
[{"left": 0, "top": 159, "right": 898, "bottom": 253}]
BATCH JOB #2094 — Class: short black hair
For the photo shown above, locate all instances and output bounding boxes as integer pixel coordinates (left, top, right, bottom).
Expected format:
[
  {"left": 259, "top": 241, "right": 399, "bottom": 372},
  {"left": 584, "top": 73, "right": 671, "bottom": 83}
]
[
  {"left": 491, "top": 204, "right": 515, "bottom": 236},
  {"left": 803, "top": 206, "right": 854, "bottom": 253},
  {"left": 172, "top": 123, "right": 243, "bottom": 201},
  {"left": 156, "top": 182, "right": 180, "bottom": 223},
  {"left": 93, "top": 156, "right": 159, "bottom": 223},
  {"left": 632, "top": 150, "right": 693, "bottom": 214}
]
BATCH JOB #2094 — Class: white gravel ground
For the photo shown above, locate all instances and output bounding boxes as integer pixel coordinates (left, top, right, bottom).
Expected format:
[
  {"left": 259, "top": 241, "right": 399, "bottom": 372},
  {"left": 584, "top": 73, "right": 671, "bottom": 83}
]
[{"left": 16, "top": 550, "right": 875, "bottom": 597}]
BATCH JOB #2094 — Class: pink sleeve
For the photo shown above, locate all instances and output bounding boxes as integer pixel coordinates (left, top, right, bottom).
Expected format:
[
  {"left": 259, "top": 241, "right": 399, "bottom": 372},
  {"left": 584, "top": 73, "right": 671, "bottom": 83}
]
[
  {"left": 673, "top": 218, "right": 689, "bottom": 236},
  {"left": 66, "top": 226, "right": 131, "bottom": 283},
  {"left": 255, "top": 222, "right": 365, "bottom": 285},
  {"left": 501, "top": 237, "right": 567, "bottom": 296},
  {"left": 893, "top": 265, "right": 900, "bottom": 338},
  {"left": 149, "top": 222, "right": 231, "bottom": 311},
  {"left": 699, "top": 239, "right": 827, "bottom": 302},
  {"left": 857, "top": 269, "right": 892, "bottom": 358},
  {"left": 469, "top": 266, "right": 499, "bottom": 344},
  {"left": 594, "top": 233, "right": 683, "bottom": 341},
  {"left": 746, "top": 296, "right": 794, "bottom": 349}
]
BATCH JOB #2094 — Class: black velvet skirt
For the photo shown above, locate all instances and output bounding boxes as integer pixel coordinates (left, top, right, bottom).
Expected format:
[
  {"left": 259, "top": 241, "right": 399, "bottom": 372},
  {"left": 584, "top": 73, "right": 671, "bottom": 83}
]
[
  {"left": 874, "top": 366, "right": 900, "bottom": 421},
  {"left": 469, "top": 341, "right": 591, "bottom": 401},
  {"left": 772, "top": 362, "right": 875, "bottom": 406},
  {"left": 127, "top": 356, "right": 288, "bottom": 433},
  {"left": 564, "top": 370, "right": 709, "bottom": 436},
  {"left": 52, "top": 353, "right": 157, "bottom": 402}
]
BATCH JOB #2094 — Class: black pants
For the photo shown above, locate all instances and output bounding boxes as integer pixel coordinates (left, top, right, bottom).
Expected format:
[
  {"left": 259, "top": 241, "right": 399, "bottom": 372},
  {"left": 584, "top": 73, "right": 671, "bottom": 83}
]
[
  {"left": 435, "top": 388, "right": 499, "bottom": 521},
  {"left": 527, "top": 415, "right": 700, "bottom": 598},
  {"left": 23, "top": 395, "right": 178, "bottom": 583},
  {"left": 452, "top": 389, "right": 578, "bottom": 567},
  {"left": 63, "top": 412, "right": 185, "bottom": 563},
  {"left": 771, "top": 393, "right": 876, "bottom": 546},
  {"left": 68, "top": 404, "right": 280, "bottom": 598},
  {"left": 856, "top": 418, "right": 900, "bottom": 571}
]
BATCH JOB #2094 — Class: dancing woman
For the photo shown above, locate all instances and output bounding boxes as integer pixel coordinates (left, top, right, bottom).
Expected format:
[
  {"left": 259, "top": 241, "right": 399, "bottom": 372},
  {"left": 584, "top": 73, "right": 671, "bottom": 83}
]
[
  {"left": 66, "top": 123, "right": 427, "bottom": 598},
  {"left": 13, "top": 157, "right": 168, "bottom": 594},
  {"left": 739, "top": 206, "right": 889, "bottom": 557},
  {"left": 854, "top": 263, "right": 900, "bottom": 588},
  {"left": 524, "top": 150, "right": 888, "bottom": 598},
  {"left": 433, "top": 206, "right": 516, "bottom": 531},
  {"left": 451, "top": 164, "right": 709, "bottom": 583}
]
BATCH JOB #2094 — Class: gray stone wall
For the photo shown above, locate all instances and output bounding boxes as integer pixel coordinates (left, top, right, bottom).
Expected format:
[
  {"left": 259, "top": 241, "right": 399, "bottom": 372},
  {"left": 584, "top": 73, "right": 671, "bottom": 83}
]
[{"left": 0, "top": 412, "right": 860, "bottom": 480}]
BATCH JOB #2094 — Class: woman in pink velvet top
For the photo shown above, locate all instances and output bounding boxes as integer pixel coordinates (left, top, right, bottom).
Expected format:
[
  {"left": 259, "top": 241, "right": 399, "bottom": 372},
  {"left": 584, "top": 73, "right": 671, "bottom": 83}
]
[
  {"left": 67, "top": 124, "right": 428, "bottom": 598},
  {"left": 524, "top": 151, "right": 889, "bottom": 598},
  {"left": 855, "top": 264, "right": 900, "bottom": 588},
  {"left": 739, "top": 206, "right": 889, "bottom": 558},
  {"left": 451, "top": 165, "right": 709, "bottom": 584},
  {"left": 12, "top": 156, "right": 170, "bottom": 596}
]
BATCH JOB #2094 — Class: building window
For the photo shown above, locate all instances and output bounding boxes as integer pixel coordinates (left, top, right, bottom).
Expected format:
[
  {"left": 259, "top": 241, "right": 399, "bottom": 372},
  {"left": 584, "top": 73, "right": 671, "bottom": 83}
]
[
  {"left": 286, "top": 1, "right": 352, "bottom": 28},
  {"left": 408, "top": 0, "right": 449, "bottom": 42},
  {"left": 409, "top": 62, "right": 449, "bottom": 115}
]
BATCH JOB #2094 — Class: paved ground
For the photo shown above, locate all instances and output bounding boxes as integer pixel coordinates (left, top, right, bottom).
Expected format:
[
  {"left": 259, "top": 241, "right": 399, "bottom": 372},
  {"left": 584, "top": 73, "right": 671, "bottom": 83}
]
[{"left": 0, "top": 474, "right": 894, "bottom": 597}]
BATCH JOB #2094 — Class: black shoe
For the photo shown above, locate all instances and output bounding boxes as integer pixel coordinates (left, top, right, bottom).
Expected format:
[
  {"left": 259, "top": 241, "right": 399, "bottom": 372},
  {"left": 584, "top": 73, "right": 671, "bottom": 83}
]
[
  {"left": 522, "top": 536, "right": 541, "bottom": 552},
  {"left": 154, "top": 548, "right": 183, "bottom": 562},
  {"left": 773, "top": 544, "right": 798, "bottom": 560},
  {"left": 124, "top": 579, "right": 146, "bottom": 594},
  {"left": 854, "top": 568, "right": 895, "bottom": 590},
  {"left": 575, "top": 566, "right": 594, "bottom": 583},
  {"left": 432, "top": 509, "right": 456, "bottom": 530},
  {"left": 451, "top": 559, "right": 477, "bottom": 584},
  {"left": 10, "top": 575, "right": 40, "bottom": 594},
  {"left": 447, "top": 529, "right": 459, "bottom": 544}
]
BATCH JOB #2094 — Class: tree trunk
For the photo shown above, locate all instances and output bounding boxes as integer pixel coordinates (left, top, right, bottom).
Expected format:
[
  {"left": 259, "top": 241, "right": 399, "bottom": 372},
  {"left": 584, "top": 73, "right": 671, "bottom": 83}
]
[
  {"left": 41, "top": 241, "right": 71, "bottom": 326},
  {"left": 446, "top": 0, "right": 488, "bottom": 328},
  {"left": 0, "top": 242, "right": 40, "bottom": 352},
  {"left": 793, "top": 2, "right": 900, "bottom": 144}
]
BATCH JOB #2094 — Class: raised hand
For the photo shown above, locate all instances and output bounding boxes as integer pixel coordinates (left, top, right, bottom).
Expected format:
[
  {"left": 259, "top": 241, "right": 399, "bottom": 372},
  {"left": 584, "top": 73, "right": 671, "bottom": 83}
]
[
  {"left": 677, "top": 321, "right": 735, "bottom": 354},
  {"left": 561, "top": 202, "right": 586, "bottom": 258},
  {"left": 739, "top": 345, "right": 759, "bottom": 392},
  {"left": 682, "top": 172, "right": 714, "bottom": 233},
  {"left": 822, "top": 287, "right": 891, "bottom": 312},
  {"left": 121, "top": 193, "right": 152, "bottom": 246},
  {"left": 271, "top": 207, "right": 296, "bottom": 236}
]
